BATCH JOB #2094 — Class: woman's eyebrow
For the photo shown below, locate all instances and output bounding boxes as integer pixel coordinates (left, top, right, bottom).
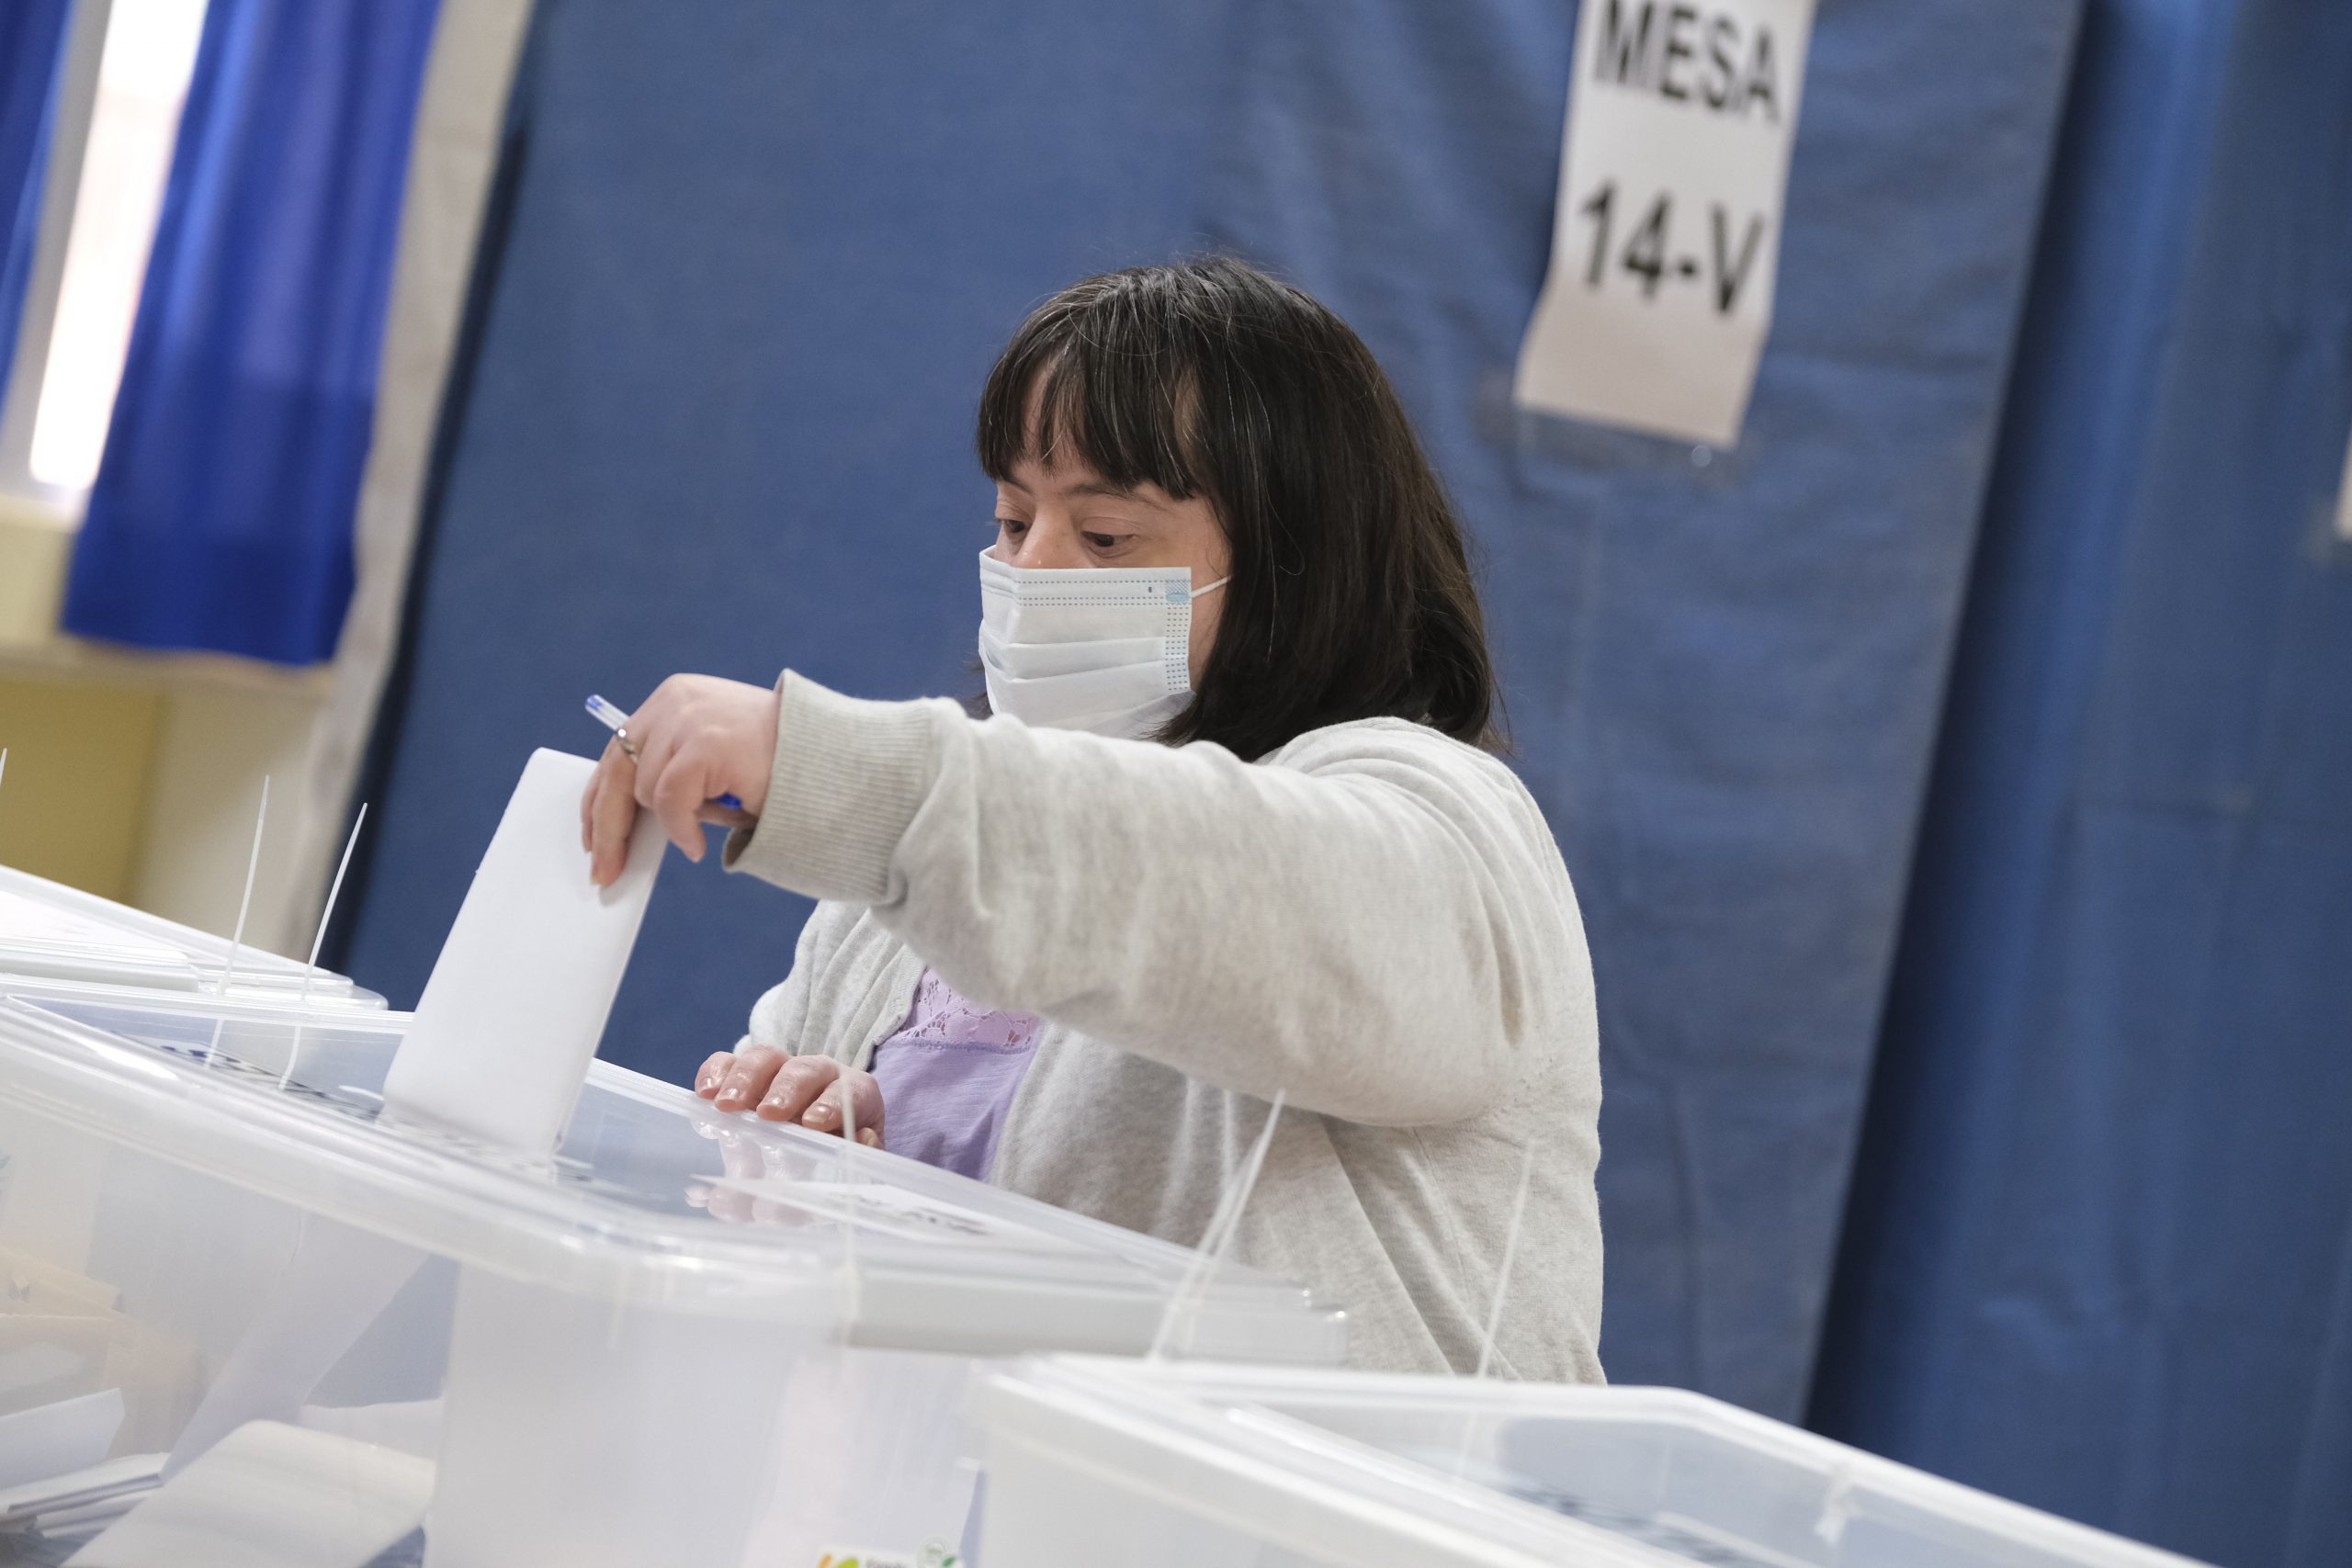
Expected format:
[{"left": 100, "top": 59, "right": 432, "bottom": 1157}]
[{"left": 1067, "top": 479, "right": 1148, "bottom": 502}]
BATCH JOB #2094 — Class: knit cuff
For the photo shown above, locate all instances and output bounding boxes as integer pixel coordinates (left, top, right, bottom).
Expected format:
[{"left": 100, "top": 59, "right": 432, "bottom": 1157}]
[{"left": 722, "top": 671, "right": 943, "bottom": 905}]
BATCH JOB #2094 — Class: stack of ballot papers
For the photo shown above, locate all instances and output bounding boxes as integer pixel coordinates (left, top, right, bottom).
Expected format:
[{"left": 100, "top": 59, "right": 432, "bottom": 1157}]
[{"left": 0, "top": 1454, "right": 166, "bottom": 1557}]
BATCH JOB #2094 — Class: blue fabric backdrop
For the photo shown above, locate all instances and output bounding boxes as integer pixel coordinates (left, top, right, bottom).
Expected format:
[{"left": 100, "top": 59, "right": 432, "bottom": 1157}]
[
  {"left": 1809, "top": 5, "right": 2352, "bottom": 1565},
  {"left": 0, "top": 0, "right": 71, "bottom": 400},
  {"left": 61, "top": 0, "right": 439, "bottom": 664},
  {"left": 337, "top": 0, "right": 2076, "bottom": 1429},
  {"left": 1192, "top": 0, "right": 2080, "bottom": 1417}
]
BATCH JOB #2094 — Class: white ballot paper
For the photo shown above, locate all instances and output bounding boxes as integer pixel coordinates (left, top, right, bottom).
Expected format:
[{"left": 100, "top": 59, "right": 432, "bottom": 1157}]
[
  {"left": 1515, "top": 0, "right": 1817, "bottom": 446},
  {"left": 0, "top": 1390, "right": 123, "bottom": 1492},
  {"left": 383, "top": 749, "right": 663, "bottom": 1152}
]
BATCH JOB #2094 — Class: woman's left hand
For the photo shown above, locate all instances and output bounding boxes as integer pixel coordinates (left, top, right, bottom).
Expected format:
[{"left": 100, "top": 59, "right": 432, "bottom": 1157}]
[
  {"left": 695, "top": 1045, "right": 885, "bottom": 1147},
  {"left": 581, "top": 674, "right": 779, "bottom": 886}
]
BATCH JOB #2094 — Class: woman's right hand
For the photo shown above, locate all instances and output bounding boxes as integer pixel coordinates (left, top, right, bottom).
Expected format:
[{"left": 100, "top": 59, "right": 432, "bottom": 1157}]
[
  {"left": 578, "top": 675, "right": 776, "bottom": 887},
  {"left": 696, "top": 1046, "right": 885, "bottom": 1147}
]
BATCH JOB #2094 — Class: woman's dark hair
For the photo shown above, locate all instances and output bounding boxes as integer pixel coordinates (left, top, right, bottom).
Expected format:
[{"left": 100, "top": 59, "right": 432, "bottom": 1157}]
[{"left": 976, "top": 257, "right": 1504, "bottom": 759}]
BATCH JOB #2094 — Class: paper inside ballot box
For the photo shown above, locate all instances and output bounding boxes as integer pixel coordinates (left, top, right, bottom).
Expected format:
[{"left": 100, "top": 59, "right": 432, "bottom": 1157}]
[{"left": 0, "top": 1247, "right": 202, "bottom": 1457}]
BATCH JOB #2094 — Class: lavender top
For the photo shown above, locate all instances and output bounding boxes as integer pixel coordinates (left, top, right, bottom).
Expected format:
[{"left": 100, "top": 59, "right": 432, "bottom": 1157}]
[{"left": 865, "top": 969, "right": 1042, "bottom": 1180}]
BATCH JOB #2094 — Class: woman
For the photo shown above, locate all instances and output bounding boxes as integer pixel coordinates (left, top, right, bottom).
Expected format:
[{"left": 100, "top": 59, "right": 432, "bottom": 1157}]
[{"left": 581, "top": 258, "right": 1602, "bottom": 1382}]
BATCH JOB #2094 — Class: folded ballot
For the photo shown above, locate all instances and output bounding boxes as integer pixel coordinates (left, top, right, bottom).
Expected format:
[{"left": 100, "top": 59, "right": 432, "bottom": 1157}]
[{"left": 382, "top": 749, "right": 664, "bottom": 1151}]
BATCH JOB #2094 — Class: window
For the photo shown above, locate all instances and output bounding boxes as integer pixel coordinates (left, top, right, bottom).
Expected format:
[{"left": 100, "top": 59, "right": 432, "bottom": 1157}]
[{"left": 0, "top": 0, "right": 210, "bottom": 504}]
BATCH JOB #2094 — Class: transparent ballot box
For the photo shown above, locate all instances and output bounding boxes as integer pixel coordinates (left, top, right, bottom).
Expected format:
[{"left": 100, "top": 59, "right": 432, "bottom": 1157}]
[
  {"left": 0, "top": 992, "right": 1342, "bottom": 1567},
  {"left": 0, "top": 865, "right": 381, "bottom": 1009},
  {"left": 972, "top": 1359, "right": 2212, "bottom": 1568}
]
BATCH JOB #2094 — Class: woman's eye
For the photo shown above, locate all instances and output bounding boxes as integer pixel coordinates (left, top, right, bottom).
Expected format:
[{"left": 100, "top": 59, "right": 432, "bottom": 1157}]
[
  {"left": 1083, "top": 533, "right": 1126, "bottom": 552},
  {"left": 996, "top": 517, "right": 1027, "bottom": 536}
]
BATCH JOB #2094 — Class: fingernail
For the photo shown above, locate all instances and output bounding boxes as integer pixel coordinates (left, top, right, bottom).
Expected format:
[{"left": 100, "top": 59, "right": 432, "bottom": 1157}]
[
  {"left": 717, "top": 1080, "right": 751, "bottom": 1109},
  {"left": 803, "top": 1100, "right": 836, "bottom": 1128},
  {"left": 857, "top": 1129, "right": 879, "bottom": 1147}
]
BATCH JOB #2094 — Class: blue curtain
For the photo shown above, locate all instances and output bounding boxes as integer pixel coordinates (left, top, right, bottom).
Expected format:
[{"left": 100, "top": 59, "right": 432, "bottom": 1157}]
[
  {"left": 0, "top": 0, "right": 72, "bottom": 398},
  {"left": 1810, "top": 4, "right": 2352, "bottom": 1566},
  {"left": 60, "top": 0, "right": 440, "bottom": 665},
  {"left": 334, "top": 0, "right": 2078, "bottom": 1430},
  {"left": 1191, "top": 0, "right": 2081, "bottom": 1420}
]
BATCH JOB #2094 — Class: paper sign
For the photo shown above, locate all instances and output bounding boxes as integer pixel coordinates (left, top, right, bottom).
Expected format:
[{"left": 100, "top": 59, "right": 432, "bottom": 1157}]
[{"left": 1515, "top": 0, "right": 1818, "bottom": 446}]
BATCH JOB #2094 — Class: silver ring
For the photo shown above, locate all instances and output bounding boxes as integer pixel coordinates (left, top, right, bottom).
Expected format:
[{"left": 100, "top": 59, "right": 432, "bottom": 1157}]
[{"left": 613, "top": 728, "right": 640, "bottom": 761}]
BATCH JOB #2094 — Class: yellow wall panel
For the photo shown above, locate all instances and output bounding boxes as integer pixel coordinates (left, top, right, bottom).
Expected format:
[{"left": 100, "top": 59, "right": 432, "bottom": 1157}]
[
  {"left": 0, "top": 500, "right": 72, "bottom": 648},
  {"left": 0, "top": 675, "right": 164, "bottom": 898}
]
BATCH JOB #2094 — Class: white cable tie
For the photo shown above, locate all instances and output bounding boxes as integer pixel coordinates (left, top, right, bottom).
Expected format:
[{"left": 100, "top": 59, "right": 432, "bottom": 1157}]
[
  {"left": 1473, "top": 1137, "right": 1538, "bottom": 1382},
  {"left": 1453, "top": 1134, "right": 1539, "bottom": 1479},
  {"left": 206, "top": 776, "right": 270, "bottom": 1066},
  {"left": 281, "top": 804, "right": 367, "bottom": 1090},
  {"left": 1151, "top": 1088, "right": 1286, "bottom": 1361}
]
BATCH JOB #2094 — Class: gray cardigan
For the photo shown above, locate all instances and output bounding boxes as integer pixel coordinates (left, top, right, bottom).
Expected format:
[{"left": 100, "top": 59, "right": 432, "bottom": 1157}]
[{"left": 725, "top": 671, "right": 1604, "bottom": 1382}]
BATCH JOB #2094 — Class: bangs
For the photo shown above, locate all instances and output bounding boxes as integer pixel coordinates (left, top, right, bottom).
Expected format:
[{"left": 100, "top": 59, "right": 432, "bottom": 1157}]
[{"left": 976, "top": 288, "right": 1208, "bottom": 501}]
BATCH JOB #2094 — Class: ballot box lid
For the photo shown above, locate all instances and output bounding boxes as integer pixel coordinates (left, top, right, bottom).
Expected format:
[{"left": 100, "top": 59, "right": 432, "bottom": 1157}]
[
  {"left": 0, "top": 864, "right": 381, "bottom": 1007},
  {"left": 0, "top": 988, "right": 1344, "bottom": 1362},
  {"left": 974, "top": 1359, "right": 2215, "bottom": 1568}
]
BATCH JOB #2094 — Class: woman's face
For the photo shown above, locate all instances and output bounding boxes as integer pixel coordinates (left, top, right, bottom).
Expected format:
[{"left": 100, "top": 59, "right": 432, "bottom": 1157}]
[{"left": 991, "top": 453, "right": 1232, "bottom": 683}]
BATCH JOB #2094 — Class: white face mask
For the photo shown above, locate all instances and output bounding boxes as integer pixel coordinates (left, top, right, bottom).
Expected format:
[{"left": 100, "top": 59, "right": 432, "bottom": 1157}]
[{"left": 978, "top": 547, "right": 1229, "bottom": 739}]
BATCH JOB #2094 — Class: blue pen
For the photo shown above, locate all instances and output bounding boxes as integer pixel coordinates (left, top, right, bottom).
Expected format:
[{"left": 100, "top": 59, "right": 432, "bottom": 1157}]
[{"left": 584, "top": 694, "right": 745, "bottom": 812}]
